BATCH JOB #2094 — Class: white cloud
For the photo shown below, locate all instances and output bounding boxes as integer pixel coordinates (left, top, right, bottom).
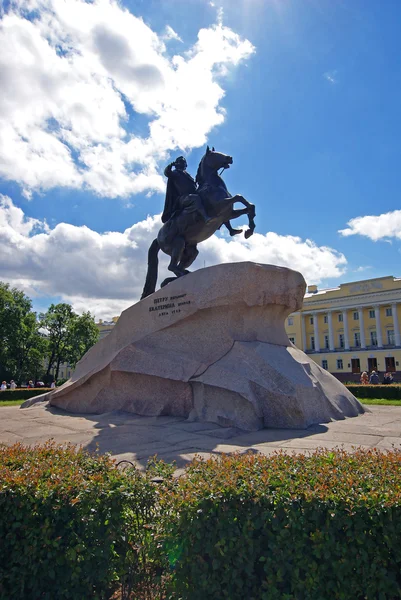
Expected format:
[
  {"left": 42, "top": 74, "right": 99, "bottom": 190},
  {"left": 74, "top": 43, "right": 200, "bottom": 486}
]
[
  {"left": 324, "top": 70, "right": 337, "bottom": 84},
  {"left": 339, "top": 210, "right": 401, "bottom": 241},
  {"left": 0, "top": 194, "right": 48, "bottom": 235},
  {"left": 202, "top": 231, "right": 347, "bottom": 283},
  {"left": 0, "top": 196, "right": 347, "bottom": 319},
  {"left": 162, "top": 25, "right": 183, "bottom": 43},
  {"left": 354, "top": 265, "right": 372, "bottom": 273},
  {"left": 0, "top": 0, "right": 254, "bottom": 197}
]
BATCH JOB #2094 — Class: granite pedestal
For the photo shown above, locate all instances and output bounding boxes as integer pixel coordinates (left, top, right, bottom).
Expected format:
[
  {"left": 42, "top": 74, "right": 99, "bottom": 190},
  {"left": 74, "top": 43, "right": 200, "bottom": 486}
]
[{"left": 23, "top": 262, "right": 365, "bottom": 430}]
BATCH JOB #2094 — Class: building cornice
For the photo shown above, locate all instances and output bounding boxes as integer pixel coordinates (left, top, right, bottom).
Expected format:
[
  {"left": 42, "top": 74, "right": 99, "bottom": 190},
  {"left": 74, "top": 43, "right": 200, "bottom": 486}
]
[{"left": 300, "top": 289, "right": 401, "bottom": 314}]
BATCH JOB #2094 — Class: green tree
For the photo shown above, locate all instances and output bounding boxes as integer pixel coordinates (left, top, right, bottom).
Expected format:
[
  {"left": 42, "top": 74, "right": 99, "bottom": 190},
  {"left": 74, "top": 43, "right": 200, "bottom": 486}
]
[
  {"left": 0, "top": 282, "right": 46, "bottom": 383},
  {"left": 40, "top": 303, "right": 75, "bottom": 381},
  {"left": 67, "top": 311, "right": 99, "bottom": 368},
  {"left": 40, "top": 304, "right": 99, "bottom": 381}
]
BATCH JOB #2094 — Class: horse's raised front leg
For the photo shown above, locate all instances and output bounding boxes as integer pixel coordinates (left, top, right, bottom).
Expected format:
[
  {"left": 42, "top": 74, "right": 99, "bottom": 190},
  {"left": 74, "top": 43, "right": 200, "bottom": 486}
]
[
  {"left": 223, "top": 221, "right": 242, "bottom": 236},
  {"left": 226, "top": 209, "right": 249, "bottom": 235},
  {"left": 230, "top": 208, "right": 249, "bottom": 218},
  {"left": 230, "top": 194, "right": 256, "bottom": 238}
]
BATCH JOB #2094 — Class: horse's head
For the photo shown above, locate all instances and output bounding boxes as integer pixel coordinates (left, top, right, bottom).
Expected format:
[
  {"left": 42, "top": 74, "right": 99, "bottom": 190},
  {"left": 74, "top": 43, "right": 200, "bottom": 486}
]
[
  {"left": 196, "top": 145, "right": 233, "bottom": 185},
  {"left": 204, "top": 145, "right": 233, "bottom": 170}
]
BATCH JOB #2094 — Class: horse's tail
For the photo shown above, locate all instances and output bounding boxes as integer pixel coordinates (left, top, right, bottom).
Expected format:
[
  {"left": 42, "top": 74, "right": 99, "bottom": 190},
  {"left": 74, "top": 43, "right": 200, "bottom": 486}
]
[{"left": 141, "top": 239, "right": 160, "bottom": 299}]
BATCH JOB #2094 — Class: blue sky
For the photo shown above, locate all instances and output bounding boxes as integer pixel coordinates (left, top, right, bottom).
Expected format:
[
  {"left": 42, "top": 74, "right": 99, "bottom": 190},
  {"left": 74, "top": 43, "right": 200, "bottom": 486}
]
[{"left": 0, "top": 0, "right": 400, "bottom": 318}]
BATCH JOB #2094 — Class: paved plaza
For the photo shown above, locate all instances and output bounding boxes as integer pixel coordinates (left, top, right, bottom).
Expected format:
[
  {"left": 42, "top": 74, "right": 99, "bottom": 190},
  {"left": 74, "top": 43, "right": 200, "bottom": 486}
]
[{"left": 1, "top": 404, "right": 401, "bottom": 471}]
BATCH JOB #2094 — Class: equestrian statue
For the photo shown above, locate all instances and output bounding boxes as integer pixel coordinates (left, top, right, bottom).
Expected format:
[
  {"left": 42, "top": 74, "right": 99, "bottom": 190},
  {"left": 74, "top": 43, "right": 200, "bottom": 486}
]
[{"left": 141, "top": 146, "right": 256, "bottom": 299}]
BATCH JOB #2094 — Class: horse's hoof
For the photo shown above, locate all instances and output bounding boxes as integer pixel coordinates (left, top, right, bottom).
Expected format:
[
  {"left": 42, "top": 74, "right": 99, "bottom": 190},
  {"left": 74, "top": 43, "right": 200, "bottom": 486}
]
[
  {"left": 230, "top": 229, "right": 242, "bottom": 236},
  {"left": 244, "top": 229, "right": 254, "bottom": 239},
  {"left": 161, "top": 277, "right": 177, "bottom": 288}
]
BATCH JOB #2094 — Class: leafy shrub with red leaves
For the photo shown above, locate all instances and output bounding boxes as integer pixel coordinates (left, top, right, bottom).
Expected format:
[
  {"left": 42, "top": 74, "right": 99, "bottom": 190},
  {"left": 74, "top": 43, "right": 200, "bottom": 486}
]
[
  {"left": 0, "top": 442, "right": 162, "bottom": 600},
  {"left": 161, "top": 449, "right": 401, "bottom": 600},
  {"left": 3, "top": 443, "right": 401, "bottom": 600}
]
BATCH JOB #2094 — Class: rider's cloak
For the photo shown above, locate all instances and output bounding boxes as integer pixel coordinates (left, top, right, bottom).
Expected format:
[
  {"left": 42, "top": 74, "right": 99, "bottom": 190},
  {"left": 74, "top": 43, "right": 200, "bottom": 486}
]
[
  {"left": 161, "top": 176, "right": 177, "bottom": 223},
  {"left": 162, "top": 170, "right": 197, "bottom": 223}
]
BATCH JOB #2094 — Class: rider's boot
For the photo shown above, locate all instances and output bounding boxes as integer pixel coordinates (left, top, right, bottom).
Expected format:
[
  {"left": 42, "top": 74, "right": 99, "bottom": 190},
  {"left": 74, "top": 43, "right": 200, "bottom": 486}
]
[{"left": 199, "top": 207, "right": 212, "bottom": 224}]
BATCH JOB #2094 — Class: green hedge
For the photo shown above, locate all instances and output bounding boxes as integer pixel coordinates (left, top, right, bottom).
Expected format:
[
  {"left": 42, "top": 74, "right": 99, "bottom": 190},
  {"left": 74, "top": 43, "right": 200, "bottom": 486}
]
[
  {"left": 346, "top": 384, "right": 401, "bottom": 399},
  {"left": 0, "top": 442, "right": 168, "bottom": 600},
  {"left": 2, "top": 445, "right": 401, "bottom": 599},
  {"left": 0, "top": 388, "right": 51, "bottom": 401},
  {"left": 162, "top": 450, "right": 401, "bottom": 600}
]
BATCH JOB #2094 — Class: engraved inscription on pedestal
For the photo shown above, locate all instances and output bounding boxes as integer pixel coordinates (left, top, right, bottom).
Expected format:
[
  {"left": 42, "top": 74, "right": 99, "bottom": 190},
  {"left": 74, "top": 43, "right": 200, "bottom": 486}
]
[{"left": 148, "top": 293, "right": 192, "bottom": 318}]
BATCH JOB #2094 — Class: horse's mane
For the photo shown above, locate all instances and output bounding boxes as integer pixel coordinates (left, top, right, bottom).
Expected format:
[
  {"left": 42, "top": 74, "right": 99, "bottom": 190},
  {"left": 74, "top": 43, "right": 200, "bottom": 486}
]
[{"left": 195, "top": 153, "right": 206, "bottom": 185}]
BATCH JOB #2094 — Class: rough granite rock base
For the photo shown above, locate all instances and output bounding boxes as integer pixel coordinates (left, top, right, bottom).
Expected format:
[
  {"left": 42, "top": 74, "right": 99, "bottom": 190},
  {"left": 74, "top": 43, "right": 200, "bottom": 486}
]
[{"left": 24, "top": 262, "right": 365, "bottom": 430}]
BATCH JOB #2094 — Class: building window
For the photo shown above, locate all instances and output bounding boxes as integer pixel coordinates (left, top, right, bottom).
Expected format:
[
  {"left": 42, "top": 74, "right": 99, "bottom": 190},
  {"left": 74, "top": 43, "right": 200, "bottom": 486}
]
[
  {"left": 288, "top": 336, "right": 295, "bottom": 344},
  {"left": 387, "top": 330, "right": 395, "bottom": 345},
  {"left": 338, "top": 313, "right": 343, "bottom": 322},
  {"left": 287, "top": 317, "right": 294, "bottom": 326},
  {"left": 324, "top": 315, "right": 328, "bottom": 324},
  {"left": 322, "top": 360, "right": 328, "bottom": 370},
  {"left": 354, "top": 332, "right": 361, "bottom": 347},
  {"left": 369, "top": 310, "right": 375, "bottom": 319},
  {"left": 339, "top": 334, "right": 344, "bottom": 349},
  {"left": 385, "top": 356, "right": 396, "bottom": 372},
  {"left": 310, "top": 336, "right": 315, "bottom": 350},
  {"left": 370, "top": 331, "right": 377, "bottom": 346},
  {"left": 353, "top": 311, "right": 359, "bottom": 320},
  {"left": 337, "top": 359, "right": 343, "bottom": 370},
  {"left": 386, "top": 308, "right": 392, "bottom": 317},
  {"left": 310, "top": 317, "right": 314, "bottom": 325},
  {"left": 324, "top": 335, "right": 329, "bottom": 349}
]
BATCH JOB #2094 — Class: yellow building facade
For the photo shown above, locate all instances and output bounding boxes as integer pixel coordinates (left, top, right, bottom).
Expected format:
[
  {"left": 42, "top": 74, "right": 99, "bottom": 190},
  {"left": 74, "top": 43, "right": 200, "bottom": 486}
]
[
  {"left": 96, "top": 317, "right": 119, "bottom": 340},
  {"left": 285, "top": 276, "right": 401, "bottom": 382}
]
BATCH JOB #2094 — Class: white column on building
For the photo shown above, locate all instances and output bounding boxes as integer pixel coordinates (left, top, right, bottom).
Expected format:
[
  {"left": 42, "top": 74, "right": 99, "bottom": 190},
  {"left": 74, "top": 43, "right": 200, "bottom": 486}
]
[
  {"left": 313, "top": 313, "right": 320, "bottom": 352},
  {"left": 342, "top": 310, "right": 350, "bottom": 350},
  {"left": 327, "top": 311, "right": 334, "bottom": 351},
  {"left": 301, "top": 314, "right": 307, "bottom": 350},
  {"left": 392, "top": 304, "right": 401, "bottom": 346},
  {"left": 374, "top": 305, "right": 383, "bottom": 348},
  {"left": 358, "top": 308, "right": 366, "bottom": 349}
]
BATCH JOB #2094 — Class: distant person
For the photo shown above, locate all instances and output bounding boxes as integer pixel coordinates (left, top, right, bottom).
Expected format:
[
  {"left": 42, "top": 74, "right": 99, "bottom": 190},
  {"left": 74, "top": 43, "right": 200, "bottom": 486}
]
[
  {"left": 360, "top": 371, "right": 369, "bottom": 385},
  {"left": 369, "top": 370, "right": 380, "bottom": 385},
  {"left": 383, "top": 372, "right": 394, "bottom": 385},
  {"left": 27, "top": 380, "right": 34, "bottom": 388},
  {"left": 9, "top": 380, "right": 16, "bottom": 390},
  {"left": 50, "top": 381, "right": 56, "bottom": 389},
  {"left": 0, "top": 381, "right": 6, "bottom": 391}
]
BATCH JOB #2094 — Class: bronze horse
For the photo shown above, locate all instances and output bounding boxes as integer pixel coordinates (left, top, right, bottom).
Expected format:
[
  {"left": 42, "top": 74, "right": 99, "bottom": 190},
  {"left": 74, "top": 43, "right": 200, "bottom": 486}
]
[{"left": 141, "top": 147, "right": 256, "bottom": 298}]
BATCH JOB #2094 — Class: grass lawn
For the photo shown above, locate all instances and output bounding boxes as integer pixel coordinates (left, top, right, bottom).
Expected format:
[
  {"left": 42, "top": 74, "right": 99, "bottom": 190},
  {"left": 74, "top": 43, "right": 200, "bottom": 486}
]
[
  {"left": 360, "top": 398, "right": 401, "bottom": 406},
  {"left": 1, "top": 398, "right": 400, "bottom": 409},
  {"left": 0, "top": 399, "right": 25, "bottom": 407}
]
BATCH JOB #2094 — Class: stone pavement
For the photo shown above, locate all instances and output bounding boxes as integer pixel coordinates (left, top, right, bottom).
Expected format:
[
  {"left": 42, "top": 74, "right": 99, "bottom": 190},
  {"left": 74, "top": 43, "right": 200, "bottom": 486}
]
[{"left": 1, "top": 404, "right": 401, "bottom": 471}]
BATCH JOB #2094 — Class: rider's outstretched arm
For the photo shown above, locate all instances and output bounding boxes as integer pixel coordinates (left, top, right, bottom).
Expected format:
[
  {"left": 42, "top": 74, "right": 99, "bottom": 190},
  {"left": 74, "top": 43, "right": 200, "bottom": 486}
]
[{"left": 164, "top": 163, "right": 174, "bottom": 178}]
